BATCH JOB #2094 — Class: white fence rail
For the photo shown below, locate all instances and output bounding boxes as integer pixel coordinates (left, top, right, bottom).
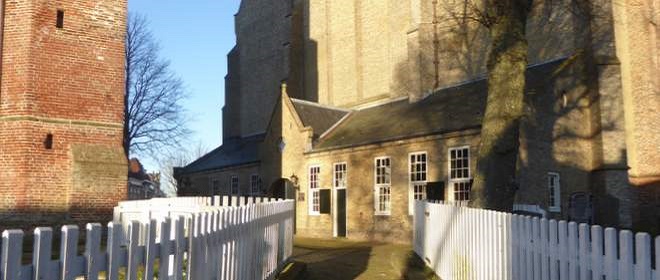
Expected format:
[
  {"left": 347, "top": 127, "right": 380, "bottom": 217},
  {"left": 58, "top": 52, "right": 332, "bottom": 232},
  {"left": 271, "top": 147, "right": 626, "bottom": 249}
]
[
  {"left": 113, "top": 195, "right": 284, "bottom": 244},
  {"left": 414, "top": 200, "right": 660, "bottom": 280},
  {"left": 0, "top": 199, "right": 294, "bottom": 280}
]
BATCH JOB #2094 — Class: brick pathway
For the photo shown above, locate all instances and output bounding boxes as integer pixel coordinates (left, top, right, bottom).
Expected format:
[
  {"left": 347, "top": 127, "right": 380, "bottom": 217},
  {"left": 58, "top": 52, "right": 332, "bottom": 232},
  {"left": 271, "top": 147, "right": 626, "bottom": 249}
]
[{"left": 291, "top": 237, "right": 438, "bottom": 280}]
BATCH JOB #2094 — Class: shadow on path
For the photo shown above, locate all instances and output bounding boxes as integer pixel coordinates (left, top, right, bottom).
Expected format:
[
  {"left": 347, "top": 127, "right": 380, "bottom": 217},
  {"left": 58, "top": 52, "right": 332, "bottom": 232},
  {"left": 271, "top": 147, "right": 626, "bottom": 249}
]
[{"left": 291, "top": 237, "right": 438, "bottom": 280}]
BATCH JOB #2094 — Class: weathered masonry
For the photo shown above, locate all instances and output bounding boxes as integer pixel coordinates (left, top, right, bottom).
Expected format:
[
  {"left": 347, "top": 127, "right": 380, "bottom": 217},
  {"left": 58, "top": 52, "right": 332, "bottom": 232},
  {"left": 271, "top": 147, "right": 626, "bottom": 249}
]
[
  {"left": 177, "top": 0, "right": 660, "bottom": 242},
  {"left": 0, "top": 0, "right": 128, "bottom": 227}
]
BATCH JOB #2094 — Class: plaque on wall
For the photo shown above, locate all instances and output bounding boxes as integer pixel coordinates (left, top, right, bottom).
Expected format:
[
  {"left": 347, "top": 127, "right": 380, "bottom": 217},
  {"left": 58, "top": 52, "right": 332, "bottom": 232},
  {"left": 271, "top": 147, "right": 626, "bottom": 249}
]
[{"left": 298, "top": 192, "right": 305, "bottom": 201}]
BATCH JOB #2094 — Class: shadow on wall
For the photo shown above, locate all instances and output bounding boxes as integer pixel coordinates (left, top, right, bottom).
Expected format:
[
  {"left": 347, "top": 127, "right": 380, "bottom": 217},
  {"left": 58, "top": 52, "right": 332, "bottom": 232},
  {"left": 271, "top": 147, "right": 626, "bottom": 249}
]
[
  {"left": 395, "top": 2, "right": 658, "bottom": 234},
  {"left": 296, "top": 0, "right": 658, "bottom": 236}
]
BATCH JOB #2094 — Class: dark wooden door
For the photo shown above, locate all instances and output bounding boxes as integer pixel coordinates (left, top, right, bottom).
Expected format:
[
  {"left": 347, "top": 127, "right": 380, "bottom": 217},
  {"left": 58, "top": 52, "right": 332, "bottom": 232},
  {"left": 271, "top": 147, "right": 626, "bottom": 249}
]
[{"left": 337, "top": 189, "right": 346, "bottom": 237}]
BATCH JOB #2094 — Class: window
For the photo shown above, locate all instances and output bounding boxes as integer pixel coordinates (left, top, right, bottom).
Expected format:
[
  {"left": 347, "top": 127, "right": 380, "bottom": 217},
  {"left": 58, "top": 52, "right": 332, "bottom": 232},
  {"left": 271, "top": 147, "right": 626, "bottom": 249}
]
[
  {"left": 230, "top": 175, "right": 239, "bottom": 195},
  {"left": 250, "top": 174, "right": 262, "bottom": 195},
  {"left": 309, "top": 166, "right": 321, "bottom": 215},
  {"left": 334, "top": 163, "right": 347, "bottom": 189},
  {"left": 449, "top": 147, "right": 471, "bottom": 201},
  {"left": 212, "top": 179, "right": 220, "bottom": 195},
  {"left": 56, "top": 10, "right": 64, "bottom": 29},
  {"left": 409, "top": 152, "right": 427, "bottom": 214},
  {"left": 374, "top": 157, "right": 391, "bottom": 215},
  {"left": 548, "top": 172, "right": 561, "bottom": 212}
]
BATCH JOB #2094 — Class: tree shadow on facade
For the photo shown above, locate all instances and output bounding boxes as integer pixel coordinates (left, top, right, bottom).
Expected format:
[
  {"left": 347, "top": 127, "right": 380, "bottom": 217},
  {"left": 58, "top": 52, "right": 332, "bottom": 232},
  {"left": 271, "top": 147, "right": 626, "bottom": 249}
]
[{"left": 397, "top": 1, "right": 660, "bottom": 274}]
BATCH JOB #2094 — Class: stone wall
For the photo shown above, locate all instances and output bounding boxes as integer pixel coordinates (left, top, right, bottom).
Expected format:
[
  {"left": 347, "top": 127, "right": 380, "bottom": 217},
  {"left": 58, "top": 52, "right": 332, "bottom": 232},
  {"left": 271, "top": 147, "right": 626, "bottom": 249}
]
[
  {"left": 296, "top": 132, "right": 481, "bottom": 243},
  {"left": 0, "top": 0, "right": 127, "bottom": 225},
  {"left": 304, "top": 0, "right": 412, "bottom": 109},
  {"left": 234, "top": 0, "right": 295, "bottom": 136},
  {"left": 177, "top": 164, "right": 260, "bottom": 197}
]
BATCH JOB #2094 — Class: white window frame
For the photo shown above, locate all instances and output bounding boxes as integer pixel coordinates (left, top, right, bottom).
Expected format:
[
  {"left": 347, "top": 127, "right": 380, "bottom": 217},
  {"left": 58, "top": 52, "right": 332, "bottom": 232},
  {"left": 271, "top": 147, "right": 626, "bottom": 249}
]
[
  {"left": 333, "top": 163, "right": 347, "bottom": 190},
  {"left": 250, "top": 174, "right": 262, "bottom": 195},
  {"left": 548, "top": 172, "right": 561, "bottom": 212},
  {"left": 374, "top": 157, "right": 392, "bottom": 216},
  {"left": 448, "top": 146, "right": 472, "bottom": 201},
  {"left": 308, "top": 165, "right": 321, "bottom": 215},
  {"left": 230, "top": 175, "right": 239, "bottom": 195},
  {"left": 333, "top": 162, "right": 348, "bottom": 237},
  {"left": 212, "top": 178, "right": 221, "bottom": 195},
  {"left": 409, "top": 152, "right": 428, "bottom": 215}
]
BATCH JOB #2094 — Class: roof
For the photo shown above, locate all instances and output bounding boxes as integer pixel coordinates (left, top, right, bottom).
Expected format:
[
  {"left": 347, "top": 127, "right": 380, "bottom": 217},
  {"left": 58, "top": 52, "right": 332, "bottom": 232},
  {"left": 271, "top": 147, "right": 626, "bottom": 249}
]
[
  {"left": 314, "top": 59, "right": 566, "bottom": 151},
  {"left": 314, "top": 83, "right": 486, "bottom": 150},
  {"left": 290, "top": 98, "right": 349, "bottom": 138},
  {"left": 128, "top": 158, "right": 149, "bottom": 180},
  {"left": 180, "top": 134, "right": 264, "bottom": 174}
]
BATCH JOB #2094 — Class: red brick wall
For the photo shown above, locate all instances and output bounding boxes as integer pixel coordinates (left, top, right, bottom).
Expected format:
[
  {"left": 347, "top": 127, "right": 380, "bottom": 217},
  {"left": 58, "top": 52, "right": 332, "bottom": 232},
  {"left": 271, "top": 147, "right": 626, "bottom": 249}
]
[{"left": 0, "top": 0, "right": 127, "bottom": 226}]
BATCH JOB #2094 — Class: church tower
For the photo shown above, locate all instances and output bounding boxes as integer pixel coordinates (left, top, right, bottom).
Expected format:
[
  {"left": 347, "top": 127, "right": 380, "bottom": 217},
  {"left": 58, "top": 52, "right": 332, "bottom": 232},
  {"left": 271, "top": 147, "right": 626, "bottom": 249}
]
[{"left": 0, "top": 0, "right": 128, "bottom": 226}]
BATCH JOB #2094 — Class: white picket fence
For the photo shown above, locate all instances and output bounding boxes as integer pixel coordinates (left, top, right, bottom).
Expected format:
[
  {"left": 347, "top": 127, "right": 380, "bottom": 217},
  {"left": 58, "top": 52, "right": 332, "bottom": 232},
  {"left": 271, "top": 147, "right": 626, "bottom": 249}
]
[
  {"left": 414, "top": 200, "right": 660, "bottom": 280},
  {"left": 113, "top": 195, "right": 286, "bottom": 244},
  {"left": 116, "top": 195, "right": 276, "bottom": 209},
  {"left": 0, "top": 199, "right": 295, "bottom": 280}
]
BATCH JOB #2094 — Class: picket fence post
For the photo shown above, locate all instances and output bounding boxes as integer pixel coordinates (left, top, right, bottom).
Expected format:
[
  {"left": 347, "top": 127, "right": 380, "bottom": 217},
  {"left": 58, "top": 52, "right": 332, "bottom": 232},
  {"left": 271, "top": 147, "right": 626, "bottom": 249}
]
[
  {"left": 413, "top": 200, "right": 659, "bottom": 280},
  {"left": 0, "top": 198, "right": 294, "bottom": 280}
]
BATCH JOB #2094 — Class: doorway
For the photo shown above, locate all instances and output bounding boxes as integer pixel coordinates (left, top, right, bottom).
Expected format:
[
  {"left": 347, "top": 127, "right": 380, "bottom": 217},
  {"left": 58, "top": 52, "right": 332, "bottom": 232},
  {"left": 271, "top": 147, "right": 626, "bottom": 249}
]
[
  {"left": 335, "top": 189, "right": 346, "bottom": 237},
  {"left": 333, "top": 163, "right": 347, "bottom": 237}
]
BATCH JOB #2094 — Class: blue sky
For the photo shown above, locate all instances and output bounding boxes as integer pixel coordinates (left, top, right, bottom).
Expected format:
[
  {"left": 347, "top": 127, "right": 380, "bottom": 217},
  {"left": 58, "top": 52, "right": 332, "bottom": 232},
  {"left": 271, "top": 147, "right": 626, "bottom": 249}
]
[{"left": 129, "top": 1, "right": 241, "bottom": 170}]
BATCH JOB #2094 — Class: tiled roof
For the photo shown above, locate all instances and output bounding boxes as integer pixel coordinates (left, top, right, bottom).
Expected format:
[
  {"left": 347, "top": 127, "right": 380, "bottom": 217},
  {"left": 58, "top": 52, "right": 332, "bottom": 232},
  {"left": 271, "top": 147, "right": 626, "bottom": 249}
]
[
  {"left": 180, "top": 134, "right": 264, "bottom": 174},
  {"left": 290, "top": 99, "right": 349, "bottom": 138},
  {"left": 314, "top": 59, "right": 566, "bottom": 151}
]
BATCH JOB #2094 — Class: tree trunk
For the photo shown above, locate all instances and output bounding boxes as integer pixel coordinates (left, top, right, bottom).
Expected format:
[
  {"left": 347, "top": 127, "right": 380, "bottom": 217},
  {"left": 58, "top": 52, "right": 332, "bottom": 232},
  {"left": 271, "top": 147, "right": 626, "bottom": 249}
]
[{"left": 469, "top": 0, "right": 531, "bottom": 211}]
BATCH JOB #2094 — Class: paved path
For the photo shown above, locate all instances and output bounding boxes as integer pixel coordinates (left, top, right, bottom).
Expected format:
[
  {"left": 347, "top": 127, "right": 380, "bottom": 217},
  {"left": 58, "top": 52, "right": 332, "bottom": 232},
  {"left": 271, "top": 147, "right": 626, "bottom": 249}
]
[{"left": 291, "top": 237, "right": 438, "bottom": 280}]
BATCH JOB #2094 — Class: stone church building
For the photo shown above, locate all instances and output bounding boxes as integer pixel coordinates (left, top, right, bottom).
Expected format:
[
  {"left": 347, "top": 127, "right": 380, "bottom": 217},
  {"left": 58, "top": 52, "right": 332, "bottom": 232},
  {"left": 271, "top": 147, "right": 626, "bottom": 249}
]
[
  {"left": 0, "top": 0, "right": 128, "bottom": 227},
  {"left": 177, "top": 0, "right": 660, "bottom": 242}
]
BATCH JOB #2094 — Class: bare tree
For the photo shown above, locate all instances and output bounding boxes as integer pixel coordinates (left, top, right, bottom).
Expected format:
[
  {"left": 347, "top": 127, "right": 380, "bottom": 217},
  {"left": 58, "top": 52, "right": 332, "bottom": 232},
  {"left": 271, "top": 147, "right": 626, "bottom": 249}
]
[
  {"left": 437, "top": 0, "right": 595, "bottom": 211},
  {"left": 124, "top": 13, "right": 189, "bottom": 157},
  {"left": 159, "top": 141, "right": 210, "bottom": 195}
]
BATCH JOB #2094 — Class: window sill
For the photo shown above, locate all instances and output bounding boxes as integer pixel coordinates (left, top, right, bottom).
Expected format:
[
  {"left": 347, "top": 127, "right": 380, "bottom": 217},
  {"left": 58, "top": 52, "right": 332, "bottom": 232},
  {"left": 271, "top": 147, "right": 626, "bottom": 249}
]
[
  {"left": 374, "top": 212, "right": 391, "bottom": 216},
  {"left": 308, "top": 212, "right": 321, "bottom": 216},
  {"left": 548, "top": 207, "right": 561, "bottom": 213}
]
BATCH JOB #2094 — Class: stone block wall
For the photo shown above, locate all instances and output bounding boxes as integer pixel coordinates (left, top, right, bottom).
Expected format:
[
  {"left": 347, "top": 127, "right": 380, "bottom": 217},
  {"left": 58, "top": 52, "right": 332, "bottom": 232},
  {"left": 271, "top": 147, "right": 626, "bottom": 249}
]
[
  {"left": 178, "top": 164, "right": 261, "bottom": 197},
  {"left": 297, "top": 133, "right": 481, "bottom": 244},
  {"left": 234, "top": 0, "right": 294, "bottom": 137},
  {"left": 304, "top": 0, "right": 412, "bottom": 109}
]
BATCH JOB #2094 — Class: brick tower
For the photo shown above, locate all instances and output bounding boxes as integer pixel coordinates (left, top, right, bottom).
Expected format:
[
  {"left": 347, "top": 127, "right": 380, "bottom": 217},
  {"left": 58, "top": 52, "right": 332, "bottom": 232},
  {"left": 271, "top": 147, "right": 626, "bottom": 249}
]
[{"left": 0, "top": 0, "right": 128, "bottom": 226}]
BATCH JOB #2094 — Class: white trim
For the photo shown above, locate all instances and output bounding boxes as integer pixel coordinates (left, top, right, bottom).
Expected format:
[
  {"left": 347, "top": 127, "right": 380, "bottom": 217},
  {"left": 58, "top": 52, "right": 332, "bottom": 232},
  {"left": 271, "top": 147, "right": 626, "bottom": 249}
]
[
  {"left": 408, "top": 151, "right": 428, "bottom": 215},
  {"left": 425, "top": 56, "right": 571, "bottom": 98},
  {"left": 352, "top": 95, "right": 409, "bottom": 110},
  {"left": 318, "top": 112, "right": 352, "bottom": 139},
  {"left": 513, "top": 204, "right": 548, "bottom": 218},
  {"left": 211, "top": 177, "right": 221, "bottom": 195},
  {"left": 230, "top": 175, "right": 239, "bottom": 195},
  {"left": 447, "top": 146, "right": 471, "bottom": 201},
  {"left": 250, "top": 174, "right": 262, "bottom": 195},
  {"left": 547, "top": 172, "right": 561, "bottom": 213},
  {"left": 308, "top": 165, "right": 321, "bottom": 216},
  {"left": 290, "top": 98, "right": 352, "bottom": 113},
  {"left": 374, "top": 156, "right": 392, "bottom": 216},
  {"left": 332, "top": 162, "right": 348, "bottom": 237}
]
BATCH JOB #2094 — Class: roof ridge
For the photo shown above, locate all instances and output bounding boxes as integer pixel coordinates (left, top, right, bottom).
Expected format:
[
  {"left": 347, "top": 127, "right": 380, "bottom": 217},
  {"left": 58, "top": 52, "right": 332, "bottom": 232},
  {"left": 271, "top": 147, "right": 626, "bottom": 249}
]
[
  {"left": 318, "top": 112, "right": 354, "bottom": 140},
  {"left": 290, "top": 98, "right": 352, "bottom": 113}
]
